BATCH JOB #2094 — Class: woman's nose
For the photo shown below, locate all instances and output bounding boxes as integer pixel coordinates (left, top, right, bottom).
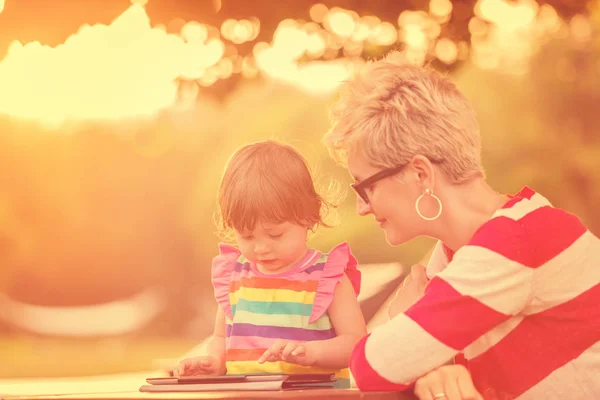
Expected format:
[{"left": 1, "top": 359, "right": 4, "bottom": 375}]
[{"left": 356, "top": 196, "right": 373, "bottom": 216}]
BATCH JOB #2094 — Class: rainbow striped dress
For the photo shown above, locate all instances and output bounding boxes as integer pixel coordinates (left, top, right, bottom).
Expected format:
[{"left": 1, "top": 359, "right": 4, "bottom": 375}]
[{"left": 211, "top": 242, "right": 361, "bottom": 388}]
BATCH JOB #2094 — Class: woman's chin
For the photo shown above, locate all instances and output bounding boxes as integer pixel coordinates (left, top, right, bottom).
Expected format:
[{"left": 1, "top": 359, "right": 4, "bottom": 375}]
[{"left": 383, "top": 228, "right": 412, "bottom": 246}]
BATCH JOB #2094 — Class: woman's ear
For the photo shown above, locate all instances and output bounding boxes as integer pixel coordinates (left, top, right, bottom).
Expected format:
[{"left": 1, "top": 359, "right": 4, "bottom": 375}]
[{"left": 409, "top": 155, "right": 435, "bottom": 189}]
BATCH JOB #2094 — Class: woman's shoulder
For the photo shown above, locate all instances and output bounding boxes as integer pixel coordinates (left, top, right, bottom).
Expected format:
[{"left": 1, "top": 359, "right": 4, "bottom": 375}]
[
  {"left": 487, "top": 187, "right": 587, "bottom": 237},
  {"left": 464, "top": 187, "right": 590, "bottom": 266}
]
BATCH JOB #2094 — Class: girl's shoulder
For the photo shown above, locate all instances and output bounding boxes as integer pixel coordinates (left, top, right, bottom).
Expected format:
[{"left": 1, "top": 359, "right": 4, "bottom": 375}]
[
  {"left": 308, "top": 242, "right": 361, "bottom": 323},
  {"left": 311, "top": 242, "right": 360, "bottom": 292},
  {"left": 211, "top": 243, "right": 243, "bottom": 320}
]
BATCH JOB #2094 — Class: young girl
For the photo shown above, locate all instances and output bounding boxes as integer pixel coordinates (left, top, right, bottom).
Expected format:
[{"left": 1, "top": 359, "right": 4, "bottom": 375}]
[{"left": 176, "top": 140, "right": 366, "bottom": 388}]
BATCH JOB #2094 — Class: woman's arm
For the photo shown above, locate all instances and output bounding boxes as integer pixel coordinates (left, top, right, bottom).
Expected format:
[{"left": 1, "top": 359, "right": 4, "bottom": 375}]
[
  {"left": 351, "top": 219, "right": 534, "bottom": 391},
  {"left": 413, "top": 365, "right": 483, "bottom": 400},
  {"left": 389, "top": 239, "right": 451, "bottom": 319},
  {"left": 388, "top": 264, "right": 428, "bottom": 319}
]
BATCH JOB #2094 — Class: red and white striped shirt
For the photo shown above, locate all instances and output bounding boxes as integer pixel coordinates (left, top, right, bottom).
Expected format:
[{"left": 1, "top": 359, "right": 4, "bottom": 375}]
[{"left": 350, "top": 187, "right": 600, "bottom": 399}]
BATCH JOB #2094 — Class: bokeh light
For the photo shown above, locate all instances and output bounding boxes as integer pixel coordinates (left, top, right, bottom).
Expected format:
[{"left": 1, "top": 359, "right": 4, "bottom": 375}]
[
  {"left": 0, "top": 0, "right": 592, "bottom": 126},
  {"left": 0, "top": 5, "right": 188, "bottom": 127},
  {"left": 181, "top": 21, "right": 208, "bottom": 43},
  {"left": 435, "top": 38, "right": 458, "bottom": 64},
  {"left": 309, "top": 3, "right": 328, "bottom": 24},
  {"left": 429, "top": 0, "right": 453, "bottom": 21},
  {"left": 327, "top": 9, "right": 356, "bottom": 38}
]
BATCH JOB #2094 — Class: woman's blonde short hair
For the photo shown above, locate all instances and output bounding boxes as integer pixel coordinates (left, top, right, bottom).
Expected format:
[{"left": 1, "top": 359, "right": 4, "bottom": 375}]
[
  {"left": 324, "top": 51, "right": 484, "bottom": 183},
  {"left": 215, "top": 140, "right": 335, "bottom": 240}
]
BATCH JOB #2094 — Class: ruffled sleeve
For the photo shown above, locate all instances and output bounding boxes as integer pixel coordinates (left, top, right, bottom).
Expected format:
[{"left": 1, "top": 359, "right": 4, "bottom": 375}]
[
  {"left": 211, "top": 243, "right": 241, "bottom": 320},
  {"left": 309, "top": 242, "right": 361, "bottom": 323}
]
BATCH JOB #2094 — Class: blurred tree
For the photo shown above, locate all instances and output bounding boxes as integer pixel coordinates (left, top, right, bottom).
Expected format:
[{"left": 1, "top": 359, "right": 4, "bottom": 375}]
[{"left": 0, "top": 0, "right": 597, "bottom": 338}]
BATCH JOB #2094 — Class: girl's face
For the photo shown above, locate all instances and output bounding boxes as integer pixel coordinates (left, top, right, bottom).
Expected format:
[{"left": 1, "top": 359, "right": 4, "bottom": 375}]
[{"left": 234, "top": 220, "right": 310, "bottom": 274}]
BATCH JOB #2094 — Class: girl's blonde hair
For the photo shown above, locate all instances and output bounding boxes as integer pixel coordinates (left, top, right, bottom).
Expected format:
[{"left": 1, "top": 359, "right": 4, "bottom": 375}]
[
  {"left": 215, "top": 140, "right": 336, "bottom": 240},
  {"left": 324, "top": 51, "right": 484, "bottom": 183}
]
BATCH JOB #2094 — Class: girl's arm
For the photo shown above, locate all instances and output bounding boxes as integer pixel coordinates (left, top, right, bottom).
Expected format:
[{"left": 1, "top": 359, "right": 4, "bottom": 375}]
[
  {"left": 306, "top": 274, "right": 367, "bottom": 369},
  {"left": 177, "top": 306, "right": 227, "bottom": 376},
  {"left": 205, "top": 307, "right": 227, "bottom": 370},
  {"left": 258, "top": 274, "right": 366, "bottom": 369}
]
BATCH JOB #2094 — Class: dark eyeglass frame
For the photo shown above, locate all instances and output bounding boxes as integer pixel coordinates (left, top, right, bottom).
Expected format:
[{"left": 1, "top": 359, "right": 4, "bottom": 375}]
[{"left": 351, "top": 165, "right": 406, "bottom": 204}]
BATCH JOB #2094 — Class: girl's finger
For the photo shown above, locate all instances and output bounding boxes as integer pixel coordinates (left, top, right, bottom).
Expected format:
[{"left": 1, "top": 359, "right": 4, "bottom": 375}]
[
  {"left": 291, "top": 345, "right": 305, "bottom": 357},
  {"left": 282, "top": 342, "right": 298, "bottom": 358}
]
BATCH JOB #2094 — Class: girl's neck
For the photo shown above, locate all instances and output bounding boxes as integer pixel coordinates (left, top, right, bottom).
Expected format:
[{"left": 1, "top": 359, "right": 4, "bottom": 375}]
[{"left": 255, "top": 246, "right": 312, "bottom": 275}]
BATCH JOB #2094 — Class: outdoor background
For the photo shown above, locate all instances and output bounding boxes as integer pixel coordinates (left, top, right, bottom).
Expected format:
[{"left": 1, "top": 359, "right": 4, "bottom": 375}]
[{"left": 0, "top": 0, "right": 598, "bottom": 379}]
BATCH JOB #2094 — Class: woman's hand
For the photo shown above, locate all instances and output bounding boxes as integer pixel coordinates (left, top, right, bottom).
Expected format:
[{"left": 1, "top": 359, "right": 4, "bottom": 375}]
[
  {"left": 388, "top": 264, "right": 429, "bottom": 319},
  {"left": 413, "top": 365, "right": 483, "bottom": 400},
  {"left": 257, "top": 339, "right": 316, "bottom": 367},
  {"left": 175, "top": 356, "right": 225, "bottom": 376}
]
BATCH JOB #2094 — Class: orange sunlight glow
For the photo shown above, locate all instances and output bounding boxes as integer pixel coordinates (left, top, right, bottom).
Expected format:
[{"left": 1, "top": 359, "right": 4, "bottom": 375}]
[
  {"left": 430, "top": 0, "right": 453, "bottom": 22},
  {"left": 0, "top": 0, "right": 5, "bottom": 15},
  {"left": 327, "top": 9, "right": 356, "bottom": 38},
  {"left": 253, "top": 19, "right": 364, "bottom": 94},
  {"left": 0, "top": 4, "right": 224, "bottom": 127},
  {"left": 470, "top": 0, "right": 569, "bottom": 73},
  {"left": 0, "top": 0, "right": 575, "bottom": 126}
]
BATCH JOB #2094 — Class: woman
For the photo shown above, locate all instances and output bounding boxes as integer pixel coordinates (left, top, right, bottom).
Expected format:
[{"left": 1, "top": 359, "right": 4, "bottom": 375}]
[{"left": 324, "top": 51, "right": 600, "bottom": 400}]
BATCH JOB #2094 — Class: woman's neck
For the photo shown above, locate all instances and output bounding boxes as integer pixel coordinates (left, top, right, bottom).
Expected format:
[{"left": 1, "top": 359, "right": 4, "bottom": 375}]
[{"left": 432, "top": 179, "right": 508, "bottom": 252}]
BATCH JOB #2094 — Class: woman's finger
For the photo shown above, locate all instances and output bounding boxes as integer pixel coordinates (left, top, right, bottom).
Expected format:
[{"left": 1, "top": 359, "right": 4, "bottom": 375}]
[
  {"left": 442, "top": 377, "right": 463, "bottom": 400},
  {"left": 414, "top": 371, "right": 445, "bottom": 400},
  {"left": 456, "top": 370, "right": 483, "bottom": 400},
  {"left": 410, "top": 264, "right": 428, "bottom": 290}
]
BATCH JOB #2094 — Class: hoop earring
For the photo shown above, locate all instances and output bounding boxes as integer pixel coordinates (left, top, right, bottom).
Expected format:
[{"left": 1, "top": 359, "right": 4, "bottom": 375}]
[{"left": 415, "top": 188, "right": 442, "bottom": 221}]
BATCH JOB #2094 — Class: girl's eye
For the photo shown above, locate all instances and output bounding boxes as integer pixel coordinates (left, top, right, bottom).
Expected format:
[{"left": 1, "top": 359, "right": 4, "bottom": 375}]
[
  {"left": 240, "top": 234, "right": 254, "bottom": 240},
  {"left": 269, "top": 233, "right": 283, "bottom": 239}
]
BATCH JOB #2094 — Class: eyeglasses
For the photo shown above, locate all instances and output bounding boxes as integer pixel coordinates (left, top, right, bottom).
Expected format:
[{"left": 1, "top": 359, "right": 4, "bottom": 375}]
[{"left": 351, "top": 165, "right": 406, "bottom": 204}]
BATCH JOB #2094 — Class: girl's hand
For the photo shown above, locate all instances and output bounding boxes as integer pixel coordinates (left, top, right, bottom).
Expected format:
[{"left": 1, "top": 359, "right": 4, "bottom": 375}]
[
  {"left": 175, "top": 356, "right": 224, "bottom": 376},
  {"left": 257, "top": 339, "right": 316, "bottom": 367},
  {"left": 413, "top": 365, "right": 484, "bottom": 400},
  {"left": 388, "top": 264, "right": 429, "bottom": 319}
]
